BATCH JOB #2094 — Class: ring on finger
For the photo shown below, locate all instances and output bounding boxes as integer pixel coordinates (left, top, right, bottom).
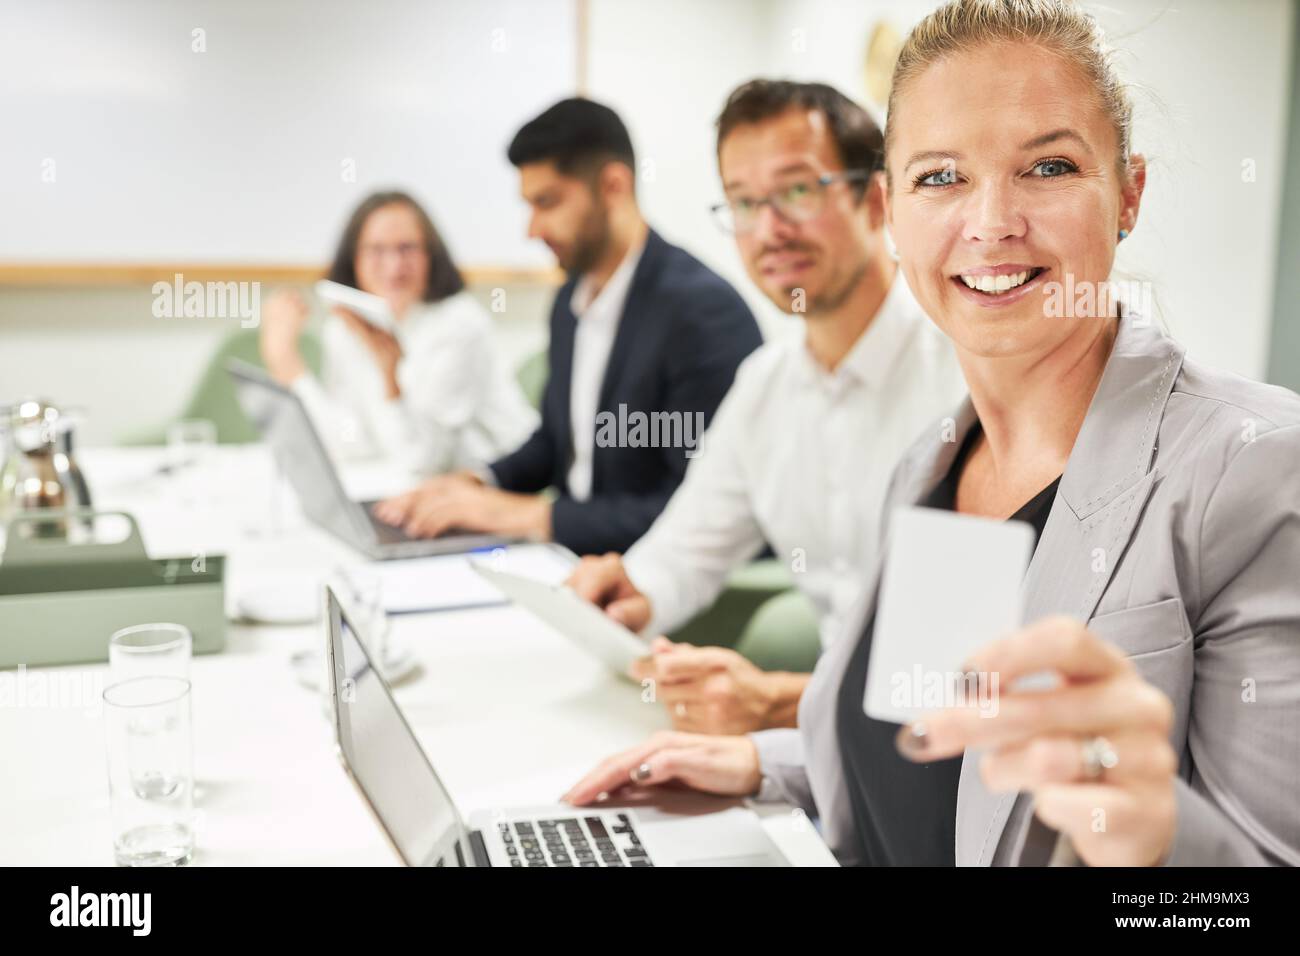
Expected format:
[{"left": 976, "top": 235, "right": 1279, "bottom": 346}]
[
  {"left": 630, "top": 762, "right": 652, "bottom": 783},
  {"left": 1080, "top": 735, "right": 1119, "bottom": 780}
]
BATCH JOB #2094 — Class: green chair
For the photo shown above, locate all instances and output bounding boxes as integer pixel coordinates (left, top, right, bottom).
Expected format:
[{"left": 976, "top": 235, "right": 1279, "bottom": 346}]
[
  {"left": 733, "top": 588, "right": 821, "bottom": 673},
  {"left": 516, "top": 349, "right": 549, "bottom": 411},
  {"left": 119, "top": 329, "right": 322, "bottom": 445},
  {"left": 667, "top": 558, "right": 819, "bottom": 671}
]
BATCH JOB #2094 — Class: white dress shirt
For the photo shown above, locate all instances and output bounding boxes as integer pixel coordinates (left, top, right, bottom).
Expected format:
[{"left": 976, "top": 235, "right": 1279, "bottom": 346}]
[
  {"left": 622, "top": 272, "right": 968, "bottom": 648},
  {"left": 565, "top": 241, "right": 645, "bottom": 502},
  {"left": 293, "top": 290, "right": 538, "bottom": 476}
]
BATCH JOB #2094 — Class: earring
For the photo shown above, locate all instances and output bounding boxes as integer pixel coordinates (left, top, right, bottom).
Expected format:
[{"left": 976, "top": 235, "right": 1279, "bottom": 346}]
[{"left": 1118, "top": 229, "right": 1130, "bottom": 241}]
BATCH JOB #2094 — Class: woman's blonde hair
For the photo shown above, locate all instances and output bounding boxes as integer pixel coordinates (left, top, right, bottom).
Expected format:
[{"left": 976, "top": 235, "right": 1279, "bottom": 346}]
[{"left": 884, "top": 0, "right": 1134, "bottom": 178}]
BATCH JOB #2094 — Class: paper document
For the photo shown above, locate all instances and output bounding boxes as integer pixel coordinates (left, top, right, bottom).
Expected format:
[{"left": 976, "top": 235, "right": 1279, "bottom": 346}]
[{"left": 376, "top": 543, "right": 576, "bottom": 614}]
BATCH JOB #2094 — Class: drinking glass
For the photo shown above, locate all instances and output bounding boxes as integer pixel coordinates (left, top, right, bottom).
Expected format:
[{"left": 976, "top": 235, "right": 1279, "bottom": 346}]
[
  {"left": 166, "top": 419, "right": 217, "bottom": 505},
  {"left": 103, "top": 676, "right": 194, "bottom": 866},
  {"left": 109, "top": 623, "right": 192, "bottom": 684},
  {"left": 335, "top": 566, "right": 390, "bottom": 666}
]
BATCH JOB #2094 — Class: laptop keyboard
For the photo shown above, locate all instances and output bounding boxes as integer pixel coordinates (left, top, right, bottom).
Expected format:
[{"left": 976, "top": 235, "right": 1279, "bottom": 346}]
[
  {"left": 367, "top": 508, "right": 413, "bottom": 545},
  {"left": 499, "top": 813, "right": 654, "bottom": 867}
]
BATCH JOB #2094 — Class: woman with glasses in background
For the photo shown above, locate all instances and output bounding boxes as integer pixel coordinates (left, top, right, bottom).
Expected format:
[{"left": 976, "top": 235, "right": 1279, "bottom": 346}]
[{"left": 259, "top": 191, "right": 537, "bottom": 476}]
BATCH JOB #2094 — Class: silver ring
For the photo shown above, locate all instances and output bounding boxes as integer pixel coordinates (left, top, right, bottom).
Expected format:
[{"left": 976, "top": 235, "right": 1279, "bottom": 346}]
[
  {"left": 631, "top": 762, "right": 652, "bottom": 783},
  {"left": 1081, "top": 736, "right": 1119, "bottom": 779},
  {"left": 674, "top": 702, "right": 688, "bottom": 718}
]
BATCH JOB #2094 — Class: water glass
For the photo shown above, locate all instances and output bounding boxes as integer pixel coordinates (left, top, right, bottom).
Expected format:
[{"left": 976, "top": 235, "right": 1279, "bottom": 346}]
[
  {"left": 166, "top": 419, "right": 217, "bottom": 505},
  {"left": 334, "top": 566, "right": 390, "bottom": 665},
  {"left": 166, "top": 419, "right": 217, "bottom": 472},
  {"left": 103, "top": 676, "right": 194, "bottom": 866},
  {"left": 110, "top": 623, "right": 192, "bottom": 684}
]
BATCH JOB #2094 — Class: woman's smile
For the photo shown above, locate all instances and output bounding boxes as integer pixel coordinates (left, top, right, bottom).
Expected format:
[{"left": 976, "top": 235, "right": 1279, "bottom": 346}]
[{"left": 948, "top": 263, "right": 1050, "bottom": 308}]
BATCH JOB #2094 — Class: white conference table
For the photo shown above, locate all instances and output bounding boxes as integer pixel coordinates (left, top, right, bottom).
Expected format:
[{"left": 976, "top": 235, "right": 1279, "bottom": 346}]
[{"left": 1, "top": 445, "right": 834, "bottom": 866}]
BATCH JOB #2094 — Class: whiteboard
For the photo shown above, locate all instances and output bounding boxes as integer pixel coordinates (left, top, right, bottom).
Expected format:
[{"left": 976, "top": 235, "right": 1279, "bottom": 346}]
[{"left": 0, "top": 0, "right": 577, "bottom": 269}]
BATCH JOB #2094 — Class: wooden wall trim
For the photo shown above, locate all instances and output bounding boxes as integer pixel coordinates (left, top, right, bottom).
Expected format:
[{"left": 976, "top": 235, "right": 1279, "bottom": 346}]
[
  {"left": 576, "top": 0, "right": 589, "bottom": 96},
  {"left": 0, "top": 263, "right": 564, "bottom": 289}
]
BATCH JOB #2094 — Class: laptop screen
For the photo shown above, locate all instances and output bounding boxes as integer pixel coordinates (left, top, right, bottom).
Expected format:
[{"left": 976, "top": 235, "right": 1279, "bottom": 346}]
[
  {"left": 327, "top": 590, "right": 469, "bottom": 866},
  {"left": 227, "top": 361, "right": 371, "bottom": 546}
]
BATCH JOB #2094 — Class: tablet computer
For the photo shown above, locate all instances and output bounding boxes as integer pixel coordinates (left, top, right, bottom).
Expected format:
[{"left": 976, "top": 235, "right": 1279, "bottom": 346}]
[{"left": 471, "top": 563, "right": 648, "bottom": 679}]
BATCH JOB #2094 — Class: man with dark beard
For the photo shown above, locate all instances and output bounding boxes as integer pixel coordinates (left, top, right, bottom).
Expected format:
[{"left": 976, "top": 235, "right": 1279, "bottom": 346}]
[{"left": 376, "top": 98, "right": 761, "bottom": 555}]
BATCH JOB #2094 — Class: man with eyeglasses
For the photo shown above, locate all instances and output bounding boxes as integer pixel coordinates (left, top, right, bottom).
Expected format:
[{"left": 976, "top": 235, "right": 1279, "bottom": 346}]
[
  {"left": 375, "top": 98, "right": 761, "bottom": 555},
  {"left": 568, "top": 80, "right": 966, "bottom": 735}
]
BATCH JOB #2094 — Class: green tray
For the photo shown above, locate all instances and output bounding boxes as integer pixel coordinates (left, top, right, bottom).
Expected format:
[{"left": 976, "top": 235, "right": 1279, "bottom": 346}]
[{"left": 0, "top": 510, "right": 226, "bottom": 668}]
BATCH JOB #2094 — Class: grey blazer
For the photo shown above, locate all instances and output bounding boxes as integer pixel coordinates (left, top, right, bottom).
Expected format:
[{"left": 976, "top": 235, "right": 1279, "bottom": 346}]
[{"left": 752, "top": 315, "right": 1300, "bottom": 866}]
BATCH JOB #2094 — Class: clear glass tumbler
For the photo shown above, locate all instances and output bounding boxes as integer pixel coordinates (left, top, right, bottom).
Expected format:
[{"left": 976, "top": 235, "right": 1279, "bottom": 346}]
[
  {"left": 335, "top": 566, "right": 390, "bottom": 664},
  {"left": 109, "top": 623, "right": 192, "bottom": 684},
  {"left": 103, "top": 676, "right": 195, "bottom": 866},
  {"left": 166, "top": 418, "right": 217, "bottom": 505}
]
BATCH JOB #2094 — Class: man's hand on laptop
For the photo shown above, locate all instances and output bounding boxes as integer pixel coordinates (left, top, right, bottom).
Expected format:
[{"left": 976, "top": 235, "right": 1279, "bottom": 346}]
[
  {"left": 373, "top": 470, "right": 479, "bottom": 524},
  {"left": 561, "top": 731, "right": 761, "bottom": 807},
  {"left": 373, "top": 472, "right": 552, "bottom": 540},
  {"left": 566, "top": 553, "right": 652, "bottom": 631},
  {"left": 633, "top": 637, "right": 807, "bottom": 735}
]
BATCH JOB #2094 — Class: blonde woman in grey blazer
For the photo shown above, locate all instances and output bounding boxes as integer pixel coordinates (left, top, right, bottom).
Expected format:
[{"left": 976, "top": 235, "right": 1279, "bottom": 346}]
[{"left": 562, "top": 0, "right": 1300, "bottom": 867}]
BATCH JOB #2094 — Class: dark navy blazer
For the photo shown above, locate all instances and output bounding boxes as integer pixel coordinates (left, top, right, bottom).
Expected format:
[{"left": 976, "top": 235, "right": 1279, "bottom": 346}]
[{"left": 489, "top": 228, "right": 761, "bottom": 555}]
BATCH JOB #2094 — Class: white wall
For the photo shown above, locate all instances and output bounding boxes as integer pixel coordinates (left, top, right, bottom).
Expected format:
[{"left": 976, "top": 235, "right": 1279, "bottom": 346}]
[
  {"left": 586, "top": 0, "right": 794, "bottom": 341},
  {"left": 1, "top": 0, "right": 575, "bottom": 268},
  {"left": 1102, "top": 0, "right": 1293, "bottom": 379}
]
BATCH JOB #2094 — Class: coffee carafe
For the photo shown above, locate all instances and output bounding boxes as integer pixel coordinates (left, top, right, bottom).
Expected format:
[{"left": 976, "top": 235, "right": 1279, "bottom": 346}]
[{"left": 0, "top": 399, "right": 93, "bottom": 522}]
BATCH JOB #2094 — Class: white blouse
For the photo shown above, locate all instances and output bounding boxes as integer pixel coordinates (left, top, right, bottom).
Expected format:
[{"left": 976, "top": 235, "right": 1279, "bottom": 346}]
[{"left": 292, "top": 291, "right": 538, "bottom": 476}]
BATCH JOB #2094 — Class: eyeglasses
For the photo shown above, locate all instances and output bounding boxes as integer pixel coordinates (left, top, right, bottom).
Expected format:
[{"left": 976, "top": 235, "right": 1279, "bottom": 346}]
[
  {"left": 357, "top": 241, "right": 427, "bottom": 262},
  {"left": 710, "top": 171, "right": 869, "bottom": 235}
]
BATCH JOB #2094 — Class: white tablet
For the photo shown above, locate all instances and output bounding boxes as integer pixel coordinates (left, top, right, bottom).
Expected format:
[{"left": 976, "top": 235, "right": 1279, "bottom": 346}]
[
  {"left": 314, "top": 279, "right": 398, "bottom": 334},
  {"left": 472, "top": 563, "right": 649, "bottom": 678}
]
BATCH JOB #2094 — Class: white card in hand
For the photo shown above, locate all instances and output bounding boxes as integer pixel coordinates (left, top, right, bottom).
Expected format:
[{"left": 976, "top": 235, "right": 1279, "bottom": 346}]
[
  {"left": 314, "top": 279, "right": 398, "bottom": 334},
  {"left": 863, "top": 505, "right": 1034, "bottom": 724}
]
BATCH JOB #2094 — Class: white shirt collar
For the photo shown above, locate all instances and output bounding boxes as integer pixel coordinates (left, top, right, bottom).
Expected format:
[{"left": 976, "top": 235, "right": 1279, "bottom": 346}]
[
  {"left": 795, "top": 269, "right": 924, "bottom": 392},
  {"left": 570, "top": 239, "right": 645, "bottom": 320}
]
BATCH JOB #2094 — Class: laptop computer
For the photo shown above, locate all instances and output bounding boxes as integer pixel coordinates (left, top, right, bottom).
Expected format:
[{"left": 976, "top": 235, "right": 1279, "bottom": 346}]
[
  {"left": 324, "top": 586, "right": 801, "bottom": 867},
  {"left": 227, "top": 359, "right": 510, "bottom": 560}
]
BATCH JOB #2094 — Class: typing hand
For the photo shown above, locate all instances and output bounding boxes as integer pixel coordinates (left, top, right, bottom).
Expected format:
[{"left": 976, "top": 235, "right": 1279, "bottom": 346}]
[
  {"left": 566, "top": 553, "right": 652, "bottom": 631},
  {"left": 376, "top": 477, "right": 550, "bottom": 540},
  {"left": 372, "top": 472, "right": 482, "bottom": 527},
  {"left": 561, "top": 731, "right": 761, "bottom": 807},
  {"left": 896, "top": 615, "right": 1178, "bottom": 867}
]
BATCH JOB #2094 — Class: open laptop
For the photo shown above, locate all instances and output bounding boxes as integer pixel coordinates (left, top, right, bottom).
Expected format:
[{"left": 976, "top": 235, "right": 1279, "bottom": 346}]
[
  {"left": 324, "top": 586, "right": 800, "bottom": 867},
  {"left": 228, "top": 359, "right": 509, "bottom": 559}
]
